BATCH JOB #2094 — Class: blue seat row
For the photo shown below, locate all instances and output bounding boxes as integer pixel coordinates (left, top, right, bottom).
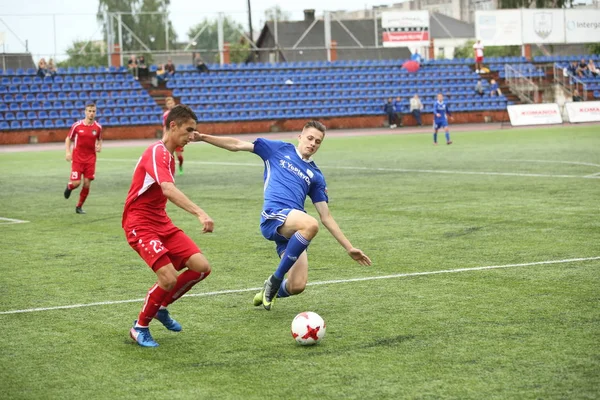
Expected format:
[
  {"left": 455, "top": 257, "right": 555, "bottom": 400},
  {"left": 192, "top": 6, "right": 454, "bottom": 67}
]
[{"left": 0, "top": 66, "right": 129, "bottom": 76}]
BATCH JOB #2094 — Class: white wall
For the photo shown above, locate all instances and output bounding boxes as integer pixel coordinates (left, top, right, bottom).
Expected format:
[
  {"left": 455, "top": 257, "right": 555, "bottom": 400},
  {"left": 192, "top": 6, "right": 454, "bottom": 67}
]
[{"left": 433, "top": 38, "right": 472, "bottom": 59}]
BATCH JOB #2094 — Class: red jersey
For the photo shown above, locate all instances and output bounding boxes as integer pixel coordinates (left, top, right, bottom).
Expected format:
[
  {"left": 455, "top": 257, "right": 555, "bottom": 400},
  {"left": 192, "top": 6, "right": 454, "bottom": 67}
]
[
  {"left": 122, "top": 141, "right": 175, "bottom": 228},
  {"left": 68, "top": 120, "right": 102, "bottom": 164}
]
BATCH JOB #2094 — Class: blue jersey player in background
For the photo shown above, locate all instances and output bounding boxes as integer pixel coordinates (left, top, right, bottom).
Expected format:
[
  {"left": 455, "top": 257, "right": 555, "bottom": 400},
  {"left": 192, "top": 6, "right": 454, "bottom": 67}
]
[
  {"left": 195, "top": 121, "right": 372, "bottom": 310},
  {"left": 433, "top": 93, "right": 453, "bottom": 145}
]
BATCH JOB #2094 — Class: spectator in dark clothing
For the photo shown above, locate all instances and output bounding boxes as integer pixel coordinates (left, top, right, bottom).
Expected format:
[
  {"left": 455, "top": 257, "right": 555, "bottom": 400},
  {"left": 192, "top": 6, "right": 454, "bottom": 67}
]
[
  {"left": 137, "top": 55, "right": 149, "bottom": 79},
  {"left": 193, "top": 53, "right": 209, "bottom": 73},
  {"left": 572, "top": 89, "right": 583, "bottom": 102},
  {"left": 567, "top": 61, "right": 578, "bottom": 77},
  {"left": 576, "top": 59, "right": 589, "bottom": 78},
  {"left": 164, "top": 58, "right": 176, "bottom": 77},
  {"left": 384, "top": 97, "right": 397, "bottom": 128},
  {"left": 393, "top": 96, "right": 404, "bottom": 127},
  {"left": 37, "top": 58, "right": 48, "bottom": 79}
]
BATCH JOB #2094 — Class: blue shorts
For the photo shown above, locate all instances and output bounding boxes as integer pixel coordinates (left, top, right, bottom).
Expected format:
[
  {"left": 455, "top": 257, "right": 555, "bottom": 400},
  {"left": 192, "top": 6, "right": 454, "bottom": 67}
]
[
  {"left": 260, "top": 209, "right": 293, "bottom": 256},
  {"left": 433, "top": 120, "right": 448, "bottom": 130}
]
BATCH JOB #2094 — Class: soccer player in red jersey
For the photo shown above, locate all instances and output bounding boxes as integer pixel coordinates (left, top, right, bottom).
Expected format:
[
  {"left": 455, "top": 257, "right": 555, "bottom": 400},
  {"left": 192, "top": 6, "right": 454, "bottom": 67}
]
[
  {"left": 163, "top": 97, "right": 184, "bottom": 175},
  {"left": 63, "top": 102, "right": 103, "bottom": 214},
  {"left": 124, "top": 104, "right": 214, "bottom": 347}
]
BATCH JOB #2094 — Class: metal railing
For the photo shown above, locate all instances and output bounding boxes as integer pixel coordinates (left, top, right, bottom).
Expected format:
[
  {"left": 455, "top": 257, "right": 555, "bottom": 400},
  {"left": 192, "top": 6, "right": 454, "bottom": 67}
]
[
  {"left": 504, "top": 64, "right": 540, "bottom": 104},
  {"left": 553, "top": 62, "right": 588, "bottom": 100}
]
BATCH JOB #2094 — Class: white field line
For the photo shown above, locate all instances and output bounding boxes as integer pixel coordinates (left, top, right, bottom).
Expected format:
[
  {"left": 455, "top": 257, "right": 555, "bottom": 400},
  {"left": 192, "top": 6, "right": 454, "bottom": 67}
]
[
  {"left": 1, "top": 256, "right": 598, "bottom": 316},
  {"left": 584, "top": 171, "right": 600, "bottom": 178},
  {"left": 100, "top": 158, "right": 600, "bottom": 179},
  {"left": 500, "top": 159, "right": 600, "bottom": 168},
  {"left": 0, "top": 217, "right": 30, "bottom": 225}
]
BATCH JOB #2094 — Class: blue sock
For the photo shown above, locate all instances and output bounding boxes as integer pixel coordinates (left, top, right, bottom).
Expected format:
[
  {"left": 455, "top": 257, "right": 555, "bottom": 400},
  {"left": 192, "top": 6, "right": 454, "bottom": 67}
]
[
  {"left": 277, "top": 279, "right": 291, "bottom": 298},
  {"left": 433, "top": 132, "right": 438, "bottom": 143},
  {"left": 273, "top": 232, "right": 310, "bottom": 280},
  {"left": 445, "top": 131, "right": 450, "bottom": 142}
]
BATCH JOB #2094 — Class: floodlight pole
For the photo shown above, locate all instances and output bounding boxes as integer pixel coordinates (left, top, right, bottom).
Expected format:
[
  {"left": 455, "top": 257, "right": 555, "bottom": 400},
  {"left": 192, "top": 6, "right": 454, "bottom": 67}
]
[{"left": 247, "top": 0, "right": 254, "bottom": 43}]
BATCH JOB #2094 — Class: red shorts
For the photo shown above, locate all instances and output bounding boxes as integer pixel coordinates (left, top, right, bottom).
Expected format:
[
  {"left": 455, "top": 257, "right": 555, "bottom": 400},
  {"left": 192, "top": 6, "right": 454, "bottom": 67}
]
[
  {"left": 175, "top": 146, "right": 184, "bottom": 153},
  {"left": 124, "top": 221, "right": 201, "bottom": 271},
  {"left": 476, "top": 56, "right": 483, "bottom": 64},
  {"left": 71, "top": 162, "right": 96, "bottom": 181}
]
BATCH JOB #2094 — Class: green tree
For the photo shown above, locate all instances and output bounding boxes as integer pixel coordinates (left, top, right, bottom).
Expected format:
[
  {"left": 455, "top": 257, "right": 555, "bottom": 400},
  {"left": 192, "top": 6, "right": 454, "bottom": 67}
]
[
  {"left": 588, "top": 43, "right": 600, "bottom": 55},
  {"left": 264, "top": 5, "right": 291, "bottom": 22},
  {"left": 97, "top": 0, "right": 177, "bottom": 53},
  {"left": 57, "top": 40, "right": 107, "bottom": 68},
  {"left": 187, "top": 16, "right": 247, "bottom": 62},
  {"left": 454, "top": 40, "right": 521, "bottom": 59}
]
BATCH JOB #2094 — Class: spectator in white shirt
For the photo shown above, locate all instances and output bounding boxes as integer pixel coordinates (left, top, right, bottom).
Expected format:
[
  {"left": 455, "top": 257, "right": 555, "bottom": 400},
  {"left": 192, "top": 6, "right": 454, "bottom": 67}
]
[
  {"left": 473, "top": 40, "right": 484, "bottom": 73},
  {"left": 410, "top": 94, "right": 423, "bottom": 126}
]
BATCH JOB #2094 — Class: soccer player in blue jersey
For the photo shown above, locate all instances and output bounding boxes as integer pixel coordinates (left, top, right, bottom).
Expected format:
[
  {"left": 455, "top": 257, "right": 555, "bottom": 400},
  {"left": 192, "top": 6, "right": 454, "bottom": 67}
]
[
  {"left": 194, "top": 121, "right": 372, "bottom": 310},
  {"left": 433, "top": 93, "right": 453, "bottom": 145}
]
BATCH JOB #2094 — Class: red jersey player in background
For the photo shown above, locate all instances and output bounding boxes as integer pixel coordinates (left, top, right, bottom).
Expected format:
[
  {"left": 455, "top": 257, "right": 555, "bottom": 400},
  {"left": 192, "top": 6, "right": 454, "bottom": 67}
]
[
  {"left": 124, "top": 104, "right": 214, "bottom": 347},
  {"left": 163, "top": 96, "right": 184, "bottom": 175},
  {"left": 64, "top": 102, "right": 102, "bottom": 214}
]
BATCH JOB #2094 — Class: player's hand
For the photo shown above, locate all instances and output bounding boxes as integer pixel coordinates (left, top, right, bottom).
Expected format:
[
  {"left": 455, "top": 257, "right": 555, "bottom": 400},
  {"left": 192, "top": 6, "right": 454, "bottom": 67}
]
[
  {"left": 436, "top": 113, "right": 441, "bottom": 117},
  {"left": 65, "top": 153, "right": 72, "bottom": 162},
  {"left": 192, "top": 131, "right": 205, "bottom": 142},
  {"left": 198, "top": 214, "right": 214, "bottom": 233},
  {"left": 348, "top": 248, "right": 372, "bottom": 266},
  {"left": 95, "top": 144, "right": 102, "bottom": 153}
]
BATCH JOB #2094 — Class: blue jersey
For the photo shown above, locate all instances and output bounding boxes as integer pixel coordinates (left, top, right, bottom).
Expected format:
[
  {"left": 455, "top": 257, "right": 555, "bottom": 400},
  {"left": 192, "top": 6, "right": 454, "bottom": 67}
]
[
  {"left": 253, "top": 138, "right": 328, "bottom": 212},
  {"left": 433, "top": 101, "right": 451, "bottom": 123}
]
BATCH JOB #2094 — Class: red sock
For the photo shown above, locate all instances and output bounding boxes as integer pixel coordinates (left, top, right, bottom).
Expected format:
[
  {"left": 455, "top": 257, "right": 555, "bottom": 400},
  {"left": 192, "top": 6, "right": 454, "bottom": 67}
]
[
  {"left": 67, "top": 183, "right": 75, "bottom": 190},
  {"left": 77, "top": 187, "right": 89, "bottom": 207},
  {"left": 161, "top": 269, "right": 211, "bottom": 307},
  {"left": 177, "top": 155, "right": 184, "bottom": 168},
  {"left": 138, "top": 284, "right": 170, "bottom": 327}
]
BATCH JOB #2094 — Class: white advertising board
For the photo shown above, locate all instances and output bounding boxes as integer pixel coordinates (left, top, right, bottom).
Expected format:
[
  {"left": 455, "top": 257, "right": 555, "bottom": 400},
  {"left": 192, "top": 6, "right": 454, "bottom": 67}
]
[
  {"left": 522, "top": 9, "right": 566, "bottom": 44},
  {"left": 565, "top": 10, "right": 600, "bottom": 44},
  {"left": 382, "top": 11, "right": 430, "bottom": 47},
  {"left": 475, "top": 10, "right": 523, "bottom": 46},
  {"left": 565, "top": 101, "right": 600, "bottom": 123},
  {"left": 507, "top": 103, "right": 563, "bottom": 126}
]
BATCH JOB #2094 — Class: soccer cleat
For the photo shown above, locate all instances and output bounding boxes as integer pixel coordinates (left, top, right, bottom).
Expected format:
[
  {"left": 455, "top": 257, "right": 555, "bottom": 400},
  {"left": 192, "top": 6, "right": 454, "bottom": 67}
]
[
  {"left": 130, "top": 321, "right": 159, "bottom": 347},
  {"left": 154, "top": 308, "right": 182, "bottom": 332},
  {"left": 64, "top": 187, "right": 72, "bottom": 199},
  {"left": 75, "top": 207, "right": 86, "bottom": 214},
  {"left": 178, "top": 166, "right": 184, "bottom": 176},
  {"left": 262, "top": 275, "right": 282, "bottom": 311},
  {"left": 447, "top": 141, "right": 453, "bottom": 145},
  {"left": 253, "top": 290, "right": 264, "bottom": 306}
]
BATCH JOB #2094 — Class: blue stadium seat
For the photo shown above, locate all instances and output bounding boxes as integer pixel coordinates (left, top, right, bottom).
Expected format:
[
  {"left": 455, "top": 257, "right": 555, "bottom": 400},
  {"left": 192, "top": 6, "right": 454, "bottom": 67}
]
[
  {"left": 0, "top": 121, "right": 9, "bottom": 130},
  {"left": 37, "top": 111, "right": 49, "bottom": 119},
  {"left": 16, "top": 111, "right": 26, "bottom": 120},
  {"left": 27, "top": 111, "right": 37, "bottom": 119},
  {"left": 20, "top": 102, "right": 31, "bottom": 111},
  {"left": 21, "top": 120, "right": 32, "bottom": 129},
  {"left": 130, "top": 116, "right": 140, "bottom": 124},
  {"left": 33, "top": 120, "right": 43, "bottom": 128},
  {"left": 10, "top": 121, "right": 21, "bottom": 129},
  {"left": 44, "top": 120, "right": 55, "bottom": 128},
  {"left": 54, "top": 119, "right": 67, "bottom": 128}
]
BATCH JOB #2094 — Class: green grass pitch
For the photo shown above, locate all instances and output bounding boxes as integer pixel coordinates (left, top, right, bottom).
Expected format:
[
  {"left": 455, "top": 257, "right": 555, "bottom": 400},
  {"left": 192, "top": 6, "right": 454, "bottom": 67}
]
[{"left": 0, "top": 125, "right": 599, "bottom": 399}]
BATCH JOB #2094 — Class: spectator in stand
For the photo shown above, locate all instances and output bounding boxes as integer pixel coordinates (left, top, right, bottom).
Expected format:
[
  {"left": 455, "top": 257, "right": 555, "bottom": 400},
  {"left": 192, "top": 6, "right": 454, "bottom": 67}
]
[
  {"left": 572, "top": 89, "right": 583, "bottom": 102},
  {"left": 384, "top": 97, "right": 397, "bottom": 129},
  {"left": 473, "top": 40, "right": 484, "bottom": 73},
  {"left": 137, "top": 55, "right": 149, "bottom": 79},
  {"left": 410, "top": 51, "right": 423, "bottom": 64},
  {"left": 576, "top": 58, "right": 588, "bottom": 78},
  {"left": 588, "top": 59, "right": 599, "bottom": 78},
  {"left": 567, "top": 61, "right": 578, "bottom": 78},
  {"left": 153, "top": 64, "right": 168, "bottom": 87},
  {"left": 393, "top": 96, "right": 404, "bottom": 127},
  {"left": 475, "top": 79, "right": 485, "bottom": 97},
  {"left": 490, "top": 79, "right": 502, "bottom": 97},
  {"left": 128, "top": 54, "right": 138, "bottom": 80},
  {"left": 164, "top": 58, "right": 176, "bottom": 78},
  {"left": 193, "top": 53, "right": 209, "bottom": 73},
  {"left": 37, "top": 58, "right": 48, "bottom": 78},
  {"left": 410, "top": 94, "right": 423, "bottom": 126},
  {"left": 47, "top": 59, "right": 57, "bottom": 78}
]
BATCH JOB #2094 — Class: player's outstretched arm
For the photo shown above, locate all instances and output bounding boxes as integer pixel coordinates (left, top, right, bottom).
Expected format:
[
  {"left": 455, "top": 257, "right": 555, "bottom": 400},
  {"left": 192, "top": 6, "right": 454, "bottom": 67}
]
[
  {"left": 314, "top": 201, "right": 372, "bottom": 267},
  {"left": 192, "top": 133, "right": 254, "bottom": 152},
  {"left": 160, "top": 182, "right": 214, "bottom": 233},
  {"left": 96, "top": 139, "right": 103, "bottom": 153}
]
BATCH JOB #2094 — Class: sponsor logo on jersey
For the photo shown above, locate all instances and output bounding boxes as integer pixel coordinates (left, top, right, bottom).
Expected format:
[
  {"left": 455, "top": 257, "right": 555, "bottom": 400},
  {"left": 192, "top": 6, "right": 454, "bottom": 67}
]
[
  {"left": 279, "top": 159, "right": 311, "bottom": 184},
  {"left": 92, "top": 130, "right": 97, "bottom": 136}
]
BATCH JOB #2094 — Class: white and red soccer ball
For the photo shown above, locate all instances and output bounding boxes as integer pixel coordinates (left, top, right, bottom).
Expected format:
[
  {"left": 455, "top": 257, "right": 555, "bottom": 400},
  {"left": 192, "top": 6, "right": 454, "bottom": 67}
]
[{"left": 291, "top": 311, "right": 326, "bottom": 345}]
